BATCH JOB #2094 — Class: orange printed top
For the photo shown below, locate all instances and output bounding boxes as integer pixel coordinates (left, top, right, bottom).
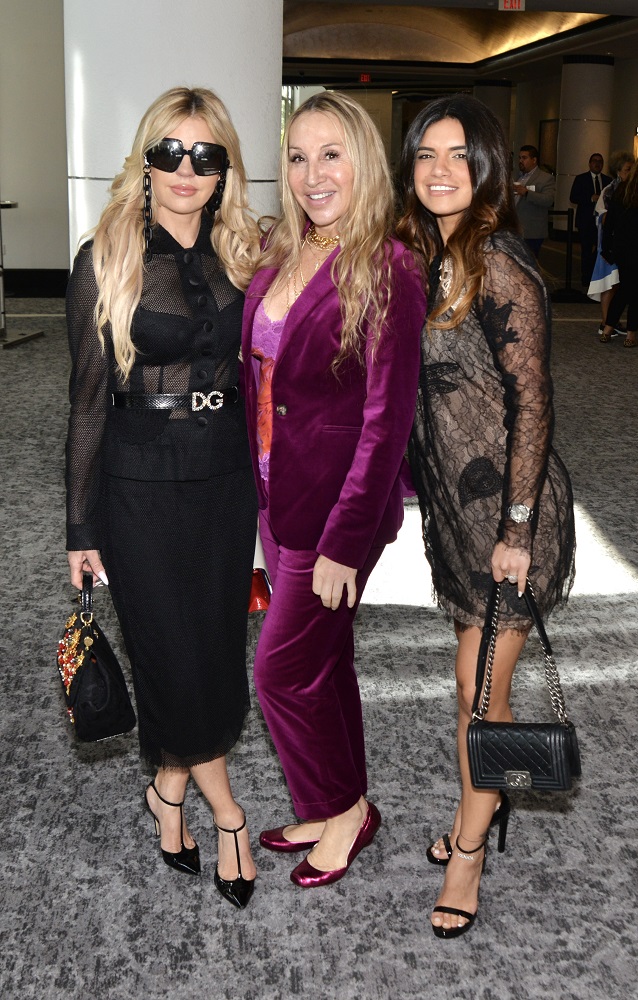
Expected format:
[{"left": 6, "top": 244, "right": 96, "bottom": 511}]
[{"left": 250, "top": 301, "right": 286, "bottom": 483}]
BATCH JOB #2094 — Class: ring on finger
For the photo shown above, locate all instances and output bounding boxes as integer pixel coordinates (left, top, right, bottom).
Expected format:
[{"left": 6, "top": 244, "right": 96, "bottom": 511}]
[{"left": 507, "top": 574, "right": 517, "bottom": 584}]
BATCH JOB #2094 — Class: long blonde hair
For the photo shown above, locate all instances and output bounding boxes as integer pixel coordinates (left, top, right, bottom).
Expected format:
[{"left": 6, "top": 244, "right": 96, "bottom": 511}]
[
  {"left": 258, "top": 91, "right": 395, "bottom": 368},
  {"left": 90, "top": 86, "right": 261, "bottom": 380}
]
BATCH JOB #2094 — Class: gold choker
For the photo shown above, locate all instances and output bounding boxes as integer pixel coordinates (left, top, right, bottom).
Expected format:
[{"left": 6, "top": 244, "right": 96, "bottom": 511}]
[{"left": 306, "top": 224, "right": 340, "bottom": 251}]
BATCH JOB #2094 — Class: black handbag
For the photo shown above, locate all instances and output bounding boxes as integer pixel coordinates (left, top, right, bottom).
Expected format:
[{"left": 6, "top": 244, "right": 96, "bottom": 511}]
[
  {"left": 56, "top": 573, "right": 136, "bottom": 742},
  {"left": 467, "top": 580, "right": 581, "bottom": 792}
]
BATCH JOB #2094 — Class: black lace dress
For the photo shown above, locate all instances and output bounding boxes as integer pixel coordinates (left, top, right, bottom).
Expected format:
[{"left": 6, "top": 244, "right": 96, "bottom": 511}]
[
  {"left": 65, "top": 218, "right": 257, "bottom": 767},
  {"left": 409, "top": 230, "right": 575, "bottom": 629}
]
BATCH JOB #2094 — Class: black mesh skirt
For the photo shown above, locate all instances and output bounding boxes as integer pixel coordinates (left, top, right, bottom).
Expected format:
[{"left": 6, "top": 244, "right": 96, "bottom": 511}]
[{"left": 100, "top": 466, "right": 257, "bottom": 768}]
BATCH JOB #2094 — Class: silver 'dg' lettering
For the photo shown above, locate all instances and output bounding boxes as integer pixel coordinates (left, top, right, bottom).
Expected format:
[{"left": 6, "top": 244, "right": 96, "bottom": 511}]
[{"left": 192, "top": 390, "right": 224, "bottom": 411}]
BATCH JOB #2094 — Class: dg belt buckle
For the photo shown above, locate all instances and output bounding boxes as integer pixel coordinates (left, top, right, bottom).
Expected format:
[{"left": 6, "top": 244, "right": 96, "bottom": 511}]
[{"left": 192, "top": 390, "right": 223, "bottom": 411}]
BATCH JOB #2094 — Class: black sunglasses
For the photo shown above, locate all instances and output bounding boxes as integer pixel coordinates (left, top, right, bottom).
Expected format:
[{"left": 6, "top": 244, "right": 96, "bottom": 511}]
[{"left": 145, "top": 138, "right": 229, "bottom": 176}]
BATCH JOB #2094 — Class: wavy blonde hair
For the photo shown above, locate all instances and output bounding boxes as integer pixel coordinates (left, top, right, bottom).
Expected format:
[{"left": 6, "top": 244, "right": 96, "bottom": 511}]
[
  {"left": 258, "top": 91, "right": 395, "bottom": 368},
  {"left": 89, "top": 86, "right": 261, "bottom": 380}
]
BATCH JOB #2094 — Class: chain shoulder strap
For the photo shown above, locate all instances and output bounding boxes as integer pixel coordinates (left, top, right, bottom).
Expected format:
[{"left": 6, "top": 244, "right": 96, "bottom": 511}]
[
  {"left": 143, "top": 162, "right": 153, "bottom": 259},
  {"left": 470, "top": 579, "right": 569, "bottom": 725}
]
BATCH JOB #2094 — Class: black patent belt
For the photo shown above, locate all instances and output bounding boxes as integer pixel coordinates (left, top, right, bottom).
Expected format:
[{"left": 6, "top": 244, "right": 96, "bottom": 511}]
[{"left": 111, "top": 387, "right": 239, "bottom": 412}]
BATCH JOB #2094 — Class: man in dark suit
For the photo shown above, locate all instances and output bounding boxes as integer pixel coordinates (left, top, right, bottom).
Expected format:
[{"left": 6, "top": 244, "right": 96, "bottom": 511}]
[{"left": 570, "top": 153, "right": 612, "bottom": 285}]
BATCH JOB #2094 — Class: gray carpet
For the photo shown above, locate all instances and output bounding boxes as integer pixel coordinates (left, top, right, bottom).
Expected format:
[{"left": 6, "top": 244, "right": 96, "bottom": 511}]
[{"left": 1, "top": 298, "right": 637, "bottom": 1000}]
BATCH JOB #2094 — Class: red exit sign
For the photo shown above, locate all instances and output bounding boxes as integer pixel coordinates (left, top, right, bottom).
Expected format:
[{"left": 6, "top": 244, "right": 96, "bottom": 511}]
[
  {"left": 499, "top": 0, "right": 525, "bottom": 8},
  {"left": 360, "top": 73, "right": 371, "bottom": 83}
]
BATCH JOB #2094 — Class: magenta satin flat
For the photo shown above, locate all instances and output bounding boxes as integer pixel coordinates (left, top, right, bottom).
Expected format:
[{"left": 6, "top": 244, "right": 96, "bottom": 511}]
[
  {"left": 259, "top": 826, "right": 321, "bottom": 853},
  {"left": 290, "top": 802, "right": 381, "bottom": 888}
]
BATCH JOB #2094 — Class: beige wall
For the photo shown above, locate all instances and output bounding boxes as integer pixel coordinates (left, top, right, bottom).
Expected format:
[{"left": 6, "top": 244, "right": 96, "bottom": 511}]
[
  {"left": 0, "top": 0, "right": 69, "bottom": 269},
  {"left": 336, "top": 89, "right": 393, "bottom": 164}
]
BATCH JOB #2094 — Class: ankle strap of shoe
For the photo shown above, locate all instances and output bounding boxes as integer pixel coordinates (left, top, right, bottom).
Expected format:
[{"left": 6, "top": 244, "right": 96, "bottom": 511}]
[
  {"left": 214, "top": 808, "right": 247, "bottom": 835},
  {"left": 455, "top": 835, "right": 487, "bottom": 859},
  {"left": 149, "top": 780, "right": 184, "bottom": 809}
]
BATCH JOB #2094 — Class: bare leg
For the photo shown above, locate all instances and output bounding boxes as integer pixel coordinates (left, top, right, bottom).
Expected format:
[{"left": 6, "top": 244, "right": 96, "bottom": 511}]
[
  {"left": 190, "top": 757, "right": 256, "bottom": 881},
  {"left": 429, "top": 617, "right": 508, "bottom": 860},
  {"left": 303, "top": 795, "right": 368, "bottom": 871},
  {"left": 431, "top": 622, "right": 528, "bottom": 933},
  {"left": 600, "top": 288, "right": 613, "bottom": 327},
  {"left": 146, "top": 767, "right": 196, "bottom": 852}
]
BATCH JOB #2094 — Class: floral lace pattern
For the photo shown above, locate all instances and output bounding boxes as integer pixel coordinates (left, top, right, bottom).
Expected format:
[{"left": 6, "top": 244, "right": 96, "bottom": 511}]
[{"left": 409, "top": 230, "right": 575, "bottom": 628}]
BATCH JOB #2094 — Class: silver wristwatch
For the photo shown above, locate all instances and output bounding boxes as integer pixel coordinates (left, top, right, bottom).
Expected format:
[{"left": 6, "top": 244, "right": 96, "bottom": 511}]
[{"left": 506, "top": 503, "right": 533, "bottom": 523}]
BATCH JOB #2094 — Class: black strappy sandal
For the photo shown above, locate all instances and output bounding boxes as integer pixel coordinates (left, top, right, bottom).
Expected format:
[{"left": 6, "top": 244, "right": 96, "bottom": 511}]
[
  {"left": 431, "top": 835, "right": 487, "bottom": 939},
  {"left": 214, "top": 809, "right": 255, "bottom": 909},
  {"left": 144, "top": 780, "right": 200, "bottom": 876},
  {"left": 426, "top": 831, "right": 453, "bottom": 867}
]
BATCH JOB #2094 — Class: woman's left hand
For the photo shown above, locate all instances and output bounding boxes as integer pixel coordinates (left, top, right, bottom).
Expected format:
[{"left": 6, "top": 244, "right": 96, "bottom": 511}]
[
  {"left": 312, "top": 555, "right": 358, "bottom": 610},
  {"left": 491, "top": 541, "right": 531, "bottom": 596}
]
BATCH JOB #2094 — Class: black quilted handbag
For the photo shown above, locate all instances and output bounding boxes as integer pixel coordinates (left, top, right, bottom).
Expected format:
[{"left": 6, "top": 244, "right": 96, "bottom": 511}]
[
  {"left": 467, "top": 580, "right": 581, "bottom": 792},
  {"left": 56, "top": 573, "right": 136, "bottom": 742}
]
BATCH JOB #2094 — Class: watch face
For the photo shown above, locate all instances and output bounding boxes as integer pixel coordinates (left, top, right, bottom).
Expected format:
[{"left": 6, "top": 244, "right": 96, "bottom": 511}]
[{"left": 509, "top": 504, "right": 532, "bottom": 523}]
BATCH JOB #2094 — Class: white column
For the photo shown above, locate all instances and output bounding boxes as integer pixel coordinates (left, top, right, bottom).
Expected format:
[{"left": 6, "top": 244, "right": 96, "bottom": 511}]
[
  {"left": 63, "top": 0, "right": 283, "bottom": 257},
  {"left": 555, "top": 56, "right": 614, "bottom": 221},
  {"left": 610, "top": 56, "right": 638, "bottom": 154}
]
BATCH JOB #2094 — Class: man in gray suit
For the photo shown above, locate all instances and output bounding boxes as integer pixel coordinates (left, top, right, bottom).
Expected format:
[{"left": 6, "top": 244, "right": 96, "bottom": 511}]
[{"left": 513, "top": 145, "right": 556, "bottom": 257}]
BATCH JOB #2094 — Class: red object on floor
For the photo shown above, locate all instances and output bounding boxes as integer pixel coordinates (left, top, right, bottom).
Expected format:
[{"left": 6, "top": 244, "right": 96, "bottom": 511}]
[{"left": 249, "top": 568, "right": 271, "bottom": 612}]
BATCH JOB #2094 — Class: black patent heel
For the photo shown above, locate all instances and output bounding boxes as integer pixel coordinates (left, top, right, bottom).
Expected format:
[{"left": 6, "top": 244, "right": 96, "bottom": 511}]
[
  {"left": 214, "top": 808, "right": 255, "bottom": 909},
  {"left": 144, "top": 780, "right": 200, "bottom": 876},
  {"left": 432, "top": 834, "right": 488, "bottom": 940},
  {"left": 495, "top": 793, "right": 510, "bottom": 854}
]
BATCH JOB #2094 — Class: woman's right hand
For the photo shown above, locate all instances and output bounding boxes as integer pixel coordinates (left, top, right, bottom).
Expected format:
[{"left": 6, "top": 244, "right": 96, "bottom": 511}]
[
  {"left": 491, "top": 540, "right": 530, "bottom": 597},
  {"left": 312, "top": 554, "right": 357, "bottom": 611},
  {"left": 67, "top": 550, "right": 109, "bottom": 590}
]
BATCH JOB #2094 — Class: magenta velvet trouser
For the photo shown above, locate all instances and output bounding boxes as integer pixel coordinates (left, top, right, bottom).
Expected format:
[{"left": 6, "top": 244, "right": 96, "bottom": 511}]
[{"left": 255, "top": 507, "right": 384, "bottom": 820}]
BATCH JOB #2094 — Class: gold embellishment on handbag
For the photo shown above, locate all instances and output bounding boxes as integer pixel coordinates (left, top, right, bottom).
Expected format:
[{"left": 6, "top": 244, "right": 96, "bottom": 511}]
[
  {"left": 57, "top": 612, "right": 84, "bottom": 699},
  {"left": 56, "top": 610, "right": 101, "bottom": 708},
  {"left": 56, "top": 574, "right": 136, "bottom": 741}
]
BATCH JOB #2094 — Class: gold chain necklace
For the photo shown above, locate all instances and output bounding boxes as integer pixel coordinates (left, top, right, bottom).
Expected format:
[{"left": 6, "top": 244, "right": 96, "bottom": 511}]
[
  {"left": 298, "top": 255, "right": 310, "bottom": 290},
  {"left": 284, "top": 229, "right": 339, "bottom": 312},
  {"left": 306, "top": 224, "right": 340, "bottom": 252},
  {"left": 285, "top": 263, "right": 305, "bottom": 313},
  {"left": 285, "top": 269, "right": 296, "bottom": 314}
]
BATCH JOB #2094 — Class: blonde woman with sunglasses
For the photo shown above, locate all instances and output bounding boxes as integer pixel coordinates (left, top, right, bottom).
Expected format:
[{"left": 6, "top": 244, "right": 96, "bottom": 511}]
[{"left": 65, "top": 87, "right": 261, "bottom": 908}]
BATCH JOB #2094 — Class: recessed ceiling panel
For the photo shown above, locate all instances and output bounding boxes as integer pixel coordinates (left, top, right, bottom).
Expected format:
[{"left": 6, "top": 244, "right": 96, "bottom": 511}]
[{"left": 284, "top": 3, "right": 605, "bottom": 62}]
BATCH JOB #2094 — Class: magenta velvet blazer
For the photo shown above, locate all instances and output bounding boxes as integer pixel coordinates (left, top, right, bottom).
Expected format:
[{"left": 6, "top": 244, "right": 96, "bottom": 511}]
[{"left": 241, "top": 237, "right": 427, "bottom": 570}]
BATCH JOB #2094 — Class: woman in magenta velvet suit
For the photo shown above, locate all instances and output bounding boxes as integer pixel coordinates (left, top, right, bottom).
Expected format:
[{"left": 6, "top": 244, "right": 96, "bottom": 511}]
[{"left": 241, "top": 92, "right": 426, "bottom": 888}]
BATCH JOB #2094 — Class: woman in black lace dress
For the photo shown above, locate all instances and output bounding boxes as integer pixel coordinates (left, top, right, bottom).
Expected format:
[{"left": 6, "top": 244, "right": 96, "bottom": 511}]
[
  {"left": 397, "top": 95, "right": 575, "bottom": 938},
  {"left": 65, "top": 87, "right": 260, "bottom": 907}
]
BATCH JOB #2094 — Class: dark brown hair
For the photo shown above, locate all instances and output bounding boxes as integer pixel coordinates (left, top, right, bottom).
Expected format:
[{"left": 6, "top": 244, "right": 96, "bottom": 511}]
[{"left": 396, "top": 94, "right": 518, "bottom": 330}]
